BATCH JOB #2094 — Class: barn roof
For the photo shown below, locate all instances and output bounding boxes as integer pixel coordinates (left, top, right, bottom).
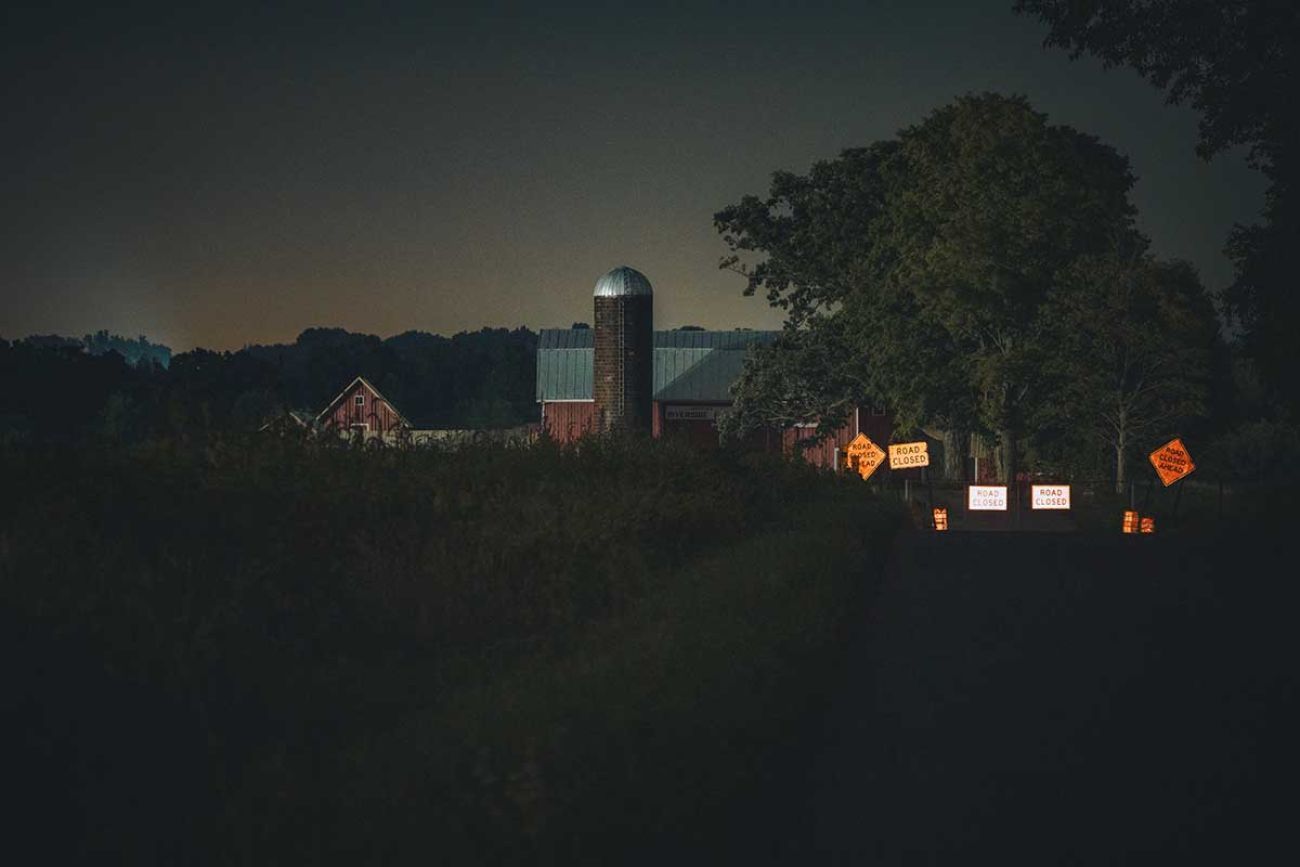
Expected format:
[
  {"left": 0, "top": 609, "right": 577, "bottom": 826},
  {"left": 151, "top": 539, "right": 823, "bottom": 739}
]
[
  {"left": 536, "top": 329, "right": 779, "bottom": 402},
  {"left": 316, "top": 375, "right": 412, "bottom": 426}
]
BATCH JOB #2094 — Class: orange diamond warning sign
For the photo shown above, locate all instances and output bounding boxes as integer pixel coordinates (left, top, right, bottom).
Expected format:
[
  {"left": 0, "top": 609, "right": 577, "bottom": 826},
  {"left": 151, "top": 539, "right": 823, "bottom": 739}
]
[
  {"left": 1148, "top": 437, "right": 1195, "bottom": 487},
  {"left": 844, "top": 433, "right": 886, "bottom": 481}
]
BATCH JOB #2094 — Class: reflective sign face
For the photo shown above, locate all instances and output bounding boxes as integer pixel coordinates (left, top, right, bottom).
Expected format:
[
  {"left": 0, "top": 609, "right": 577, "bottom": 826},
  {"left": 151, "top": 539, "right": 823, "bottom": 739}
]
[
  {"left": 1148, "top": 438, "right": 1195, "bottom": 487},
  {"left": 1031, "top": 485, "right": 1071, "bottom": 510},
  {"left": 844, "top": 433, "right": 886, "bottom": 481},
  {"left": 968, "top": 485, "right": 1008, "bottom": 511},
  {"left": 888, "top": 441, "right": 930, "bottom": 469}
]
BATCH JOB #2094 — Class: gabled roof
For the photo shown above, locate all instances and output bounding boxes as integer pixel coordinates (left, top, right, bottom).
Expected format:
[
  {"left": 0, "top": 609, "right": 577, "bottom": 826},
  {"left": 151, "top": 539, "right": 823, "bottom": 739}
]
[
  {"left": 316, "top": 375, "right": 412, "bottom": 426},
  {"left": 258, "top": 408, "right": 315, "bottom": 432},
  {"left": 536, "top": 329, "right": 779, "bottom": 402}
]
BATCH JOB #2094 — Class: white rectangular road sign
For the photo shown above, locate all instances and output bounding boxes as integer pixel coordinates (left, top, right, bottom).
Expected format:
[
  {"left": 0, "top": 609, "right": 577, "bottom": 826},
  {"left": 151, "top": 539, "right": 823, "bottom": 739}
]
[
  {"left": 967, "top": 485, "right": 1008, "bottom": 511},
  {"left": 1030, "top": 484, "right": 1071, "bottom": 510}
]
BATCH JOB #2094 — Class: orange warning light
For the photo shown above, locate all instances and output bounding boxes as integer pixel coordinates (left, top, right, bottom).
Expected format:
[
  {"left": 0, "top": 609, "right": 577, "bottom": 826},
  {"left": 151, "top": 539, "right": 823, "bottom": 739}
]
[
  {"left": 1122, "top": 510, "right": 1139, "bottom": 534},
  {"left": 933, "top": 507, "right": 948, "bottom": 531},
  {"left": 1140, "top": 516, "right": 1155, "bottom": 534}
]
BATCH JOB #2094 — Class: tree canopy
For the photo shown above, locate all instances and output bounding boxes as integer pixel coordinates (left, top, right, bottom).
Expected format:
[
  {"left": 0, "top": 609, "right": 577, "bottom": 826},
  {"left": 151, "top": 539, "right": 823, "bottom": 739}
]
[
  {"left": 1038, "top": 254, "right": 1220, "bottom": 489},
  {"left": 717, "top": 93, "right": 1164, "bottom": 482},
  {"left": 1016, "top": 0, "right": 1300, "bottom": 416}
]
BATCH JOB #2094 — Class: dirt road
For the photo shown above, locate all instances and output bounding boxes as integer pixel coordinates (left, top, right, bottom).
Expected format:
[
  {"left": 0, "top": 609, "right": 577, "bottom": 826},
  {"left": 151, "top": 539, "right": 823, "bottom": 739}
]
[{"left": 731, "top": 529, "right": 1294, "bottom": 864}]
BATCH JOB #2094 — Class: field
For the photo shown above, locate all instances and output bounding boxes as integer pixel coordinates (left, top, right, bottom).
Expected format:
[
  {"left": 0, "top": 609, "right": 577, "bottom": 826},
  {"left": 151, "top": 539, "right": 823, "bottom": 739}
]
[{"left": 1, "top": 434, "right": 901, "bottom": 864}]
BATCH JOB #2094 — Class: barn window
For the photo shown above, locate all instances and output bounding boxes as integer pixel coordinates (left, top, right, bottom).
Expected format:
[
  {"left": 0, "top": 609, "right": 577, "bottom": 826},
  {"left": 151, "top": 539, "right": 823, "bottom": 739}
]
[{"left": 355, "top": 394, "right": 365, "bottom": 406}]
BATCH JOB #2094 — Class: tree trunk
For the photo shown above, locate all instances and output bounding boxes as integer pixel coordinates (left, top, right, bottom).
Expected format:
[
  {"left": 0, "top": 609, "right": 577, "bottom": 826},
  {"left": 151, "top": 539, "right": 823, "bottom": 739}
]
[
  {"left": 1115, "top": 428, "right": 1127, "bottom": 495},
  {"left": 998, "top": 426, "right": 1017, "bottom": 487},
  {"left": 942, "top": 429, "right": 968, "bottom": 481}
]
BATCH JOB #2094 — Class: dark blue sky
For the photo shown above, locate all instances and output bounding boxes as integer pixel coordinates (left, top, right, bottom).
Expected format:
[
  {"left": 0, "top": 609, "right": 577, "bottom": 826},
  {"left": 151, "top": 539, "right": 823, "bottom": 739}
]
[{"left": 2, "top": 1, "right": 1266, "bottom": 350}]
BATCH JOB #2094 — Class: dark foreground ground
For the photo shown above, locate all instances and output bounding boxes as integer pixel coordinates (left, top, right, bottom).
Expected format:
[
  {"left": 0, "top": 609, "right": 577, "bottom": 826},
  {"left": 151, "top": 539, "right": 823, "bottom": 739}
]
[{"left": 701, "top": 528, "right": 1295, "bottom": 864}]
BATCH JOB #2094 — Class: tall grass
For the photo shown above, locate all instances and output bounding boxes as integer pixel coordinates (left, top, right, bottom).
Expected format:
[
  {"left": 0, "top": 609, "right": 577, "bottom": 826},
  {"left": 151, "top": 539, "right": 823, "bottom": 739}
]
[{"left": 1, "top": 434, "right": 901, "bottom": 864}]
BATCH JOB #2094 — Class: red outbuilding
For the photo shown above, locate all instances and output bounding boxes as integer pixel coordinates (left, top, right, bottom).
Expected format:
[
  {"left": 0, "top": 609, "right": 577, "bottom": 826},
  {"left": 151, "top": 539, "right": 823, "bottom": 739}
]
[{"left": 316, "top": 376, "right": 410, "bottom": 438}]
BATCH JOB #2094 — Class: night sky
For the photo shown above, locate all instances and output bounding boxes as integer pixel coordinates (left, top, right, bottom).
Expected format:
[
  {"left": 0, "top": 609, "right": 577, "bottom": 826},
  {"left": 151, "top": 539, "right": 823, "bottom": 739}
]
[{"left": 2, "top": 1, "right": 1267, "bottom": 351}]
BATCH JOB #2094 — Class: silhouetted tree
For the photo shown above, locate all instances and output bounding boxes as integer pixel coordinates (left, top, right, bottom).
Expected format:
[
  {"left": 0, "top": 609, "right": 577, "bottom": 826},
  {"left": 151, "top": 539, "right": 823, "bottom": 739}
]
[
  {"left": 716, "top": 94, "right": 1144, "bottom": 481},
  {"left": 1040, "top": 255, "right": 1221, "bottom": 491}
]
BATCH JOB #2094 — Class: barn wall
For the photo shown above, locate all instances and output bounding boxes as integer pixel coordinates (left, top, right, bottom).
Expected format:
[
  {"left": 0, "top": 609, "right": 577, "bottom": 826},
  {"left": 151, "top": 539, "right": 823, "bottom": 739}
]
[
  {"left": 545, "top": 400, "right": 893, "bottom": 469},
  {"left": 542, "top": 401, "right": 597, "bottom": 444},
  {"left": 655, "top": 401, "right": 732, "bottom": 448},
  {"left": 783, "top": 408, "right": 895, "bottom": 471},
  {"left": 321, "top": 383, "right": 406, "bottom": 434}
]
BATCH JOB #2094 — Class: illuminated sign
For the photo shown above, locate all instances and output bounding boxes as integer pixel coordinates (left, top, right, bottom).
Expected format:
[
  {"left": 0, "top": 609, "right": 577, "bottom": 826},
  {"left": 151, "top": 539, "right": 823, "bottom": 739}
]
[
  {"left": 888, "top": 441, "right": 929, "bottom": 469},
  {"left": 967, "top": 485, "right": 1008, "bottom": 511},
  {"left": 844, "top": 433, "right": 887, "bottom": 481},
  {"left": 1148, "top": 437, "right": 1195, "bottom": 487},
  {"left": 1030, "top": 484, "right": 1071, "bottom": 510}
]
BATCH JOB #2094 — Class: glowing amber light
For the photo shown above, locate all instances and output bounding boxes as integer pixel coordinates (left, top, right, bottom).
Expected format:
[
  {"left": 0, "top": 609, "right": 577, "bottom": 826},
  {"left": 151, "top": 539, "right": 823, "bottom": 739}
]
[
  {"left": 1122, "top": 510, "right": 1139, "bottom": 534},
  {"left": 1140, "top": 516, "right": 1155, "bottom": 534},
  {"left": 933, "top": 507, "right": 948, "bottom": 531}
]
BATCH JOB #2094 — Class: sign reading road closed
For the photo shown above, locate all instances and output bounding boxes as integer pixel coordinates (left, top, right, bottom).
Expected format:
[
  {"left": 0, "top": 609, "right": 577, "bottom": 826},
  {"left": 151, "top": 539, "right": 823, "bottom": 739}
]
[
  {"left": 1148, "top": 437, "right": 1195, "bottom": 487},
  {"left": 1031, "top": 484, "right": 1071, "bottom": 510},
  {"left": 968, "top": 485, "right": 1008, "bottom": 511},
  {"left": 888, "top": 441, "right": 930, "bottom": 470},
  {"left": 844, "top": 433, "right": 887, "bottom": 481}
]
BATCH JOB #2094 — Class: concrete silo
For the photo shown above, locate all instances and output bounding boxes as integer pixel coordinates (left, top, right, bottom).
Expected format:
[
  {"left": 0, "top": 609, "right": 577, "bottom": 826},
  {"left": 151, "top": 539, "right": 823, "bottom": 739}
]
[{"left": 592, "top": 266, "right": 654, "bottom": 432}]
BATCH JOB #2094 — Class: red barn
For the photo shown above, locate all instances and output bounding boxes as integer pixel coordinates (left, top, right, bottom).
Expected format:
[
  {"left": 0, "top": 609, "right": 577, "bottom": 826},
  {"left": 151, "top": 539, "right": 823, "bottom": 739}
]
[
  {"left": 536, "top": 327, "right": 893, "bottom": 470},
  {"left": 316, "top": 376, "right": 410, "bottom": 438}
]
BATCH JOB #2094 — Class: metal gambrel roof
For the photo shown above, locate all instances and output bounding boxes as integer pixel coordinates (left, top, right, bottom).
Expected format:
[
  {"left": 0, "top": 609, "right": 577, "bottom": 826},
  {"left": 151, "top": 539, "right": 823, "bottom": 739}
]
[
  {"left": 536, "top": 329, "right": 779, "bottom": 402},
  {"left": 539, "top": 328, "right": 594, "bottom": 349},
  {"left": 536, "top": 342, "right": 594, "bottom": 400}
]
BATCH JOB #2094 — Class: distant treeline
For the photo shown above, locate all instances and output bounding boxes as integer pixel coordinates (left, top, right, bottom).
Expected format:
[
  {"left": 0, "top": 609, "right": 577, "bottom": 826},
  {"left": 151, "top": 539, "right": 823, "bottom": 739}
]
[
  {"left": 0, "top": 326, "right": 539, "bottom": 443},
  {"left": 16, "top": 330, "right": 172, "bottom": 368}
]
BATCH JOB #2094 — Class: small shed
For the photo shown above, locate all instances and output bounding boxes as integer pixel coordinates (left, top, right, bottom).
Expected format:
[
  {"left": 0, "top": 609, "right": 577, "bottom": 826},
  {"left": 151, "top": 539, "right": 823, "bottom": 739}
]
[
  {"left": 259, "top": 409, "right": 316, "bottom": 436},
  {"left": 316, "top": 376, "right": 410, "bottom": 438}
]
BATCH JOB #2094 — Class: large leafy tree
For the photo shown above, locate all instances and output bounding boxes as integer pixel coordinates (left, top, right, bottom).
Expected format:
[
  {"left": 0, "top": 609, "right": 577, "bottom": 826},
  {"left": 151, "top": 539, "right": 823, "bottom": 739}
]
[
  {"left": 717, "top": 93, "right": 1144, "bottom": 482},
  {"left": 1041, "top": 255, "right": 1220, "bottom": 491},
  {"left": 1015, "top": 0, "right": 1300, "bottom": 416}
]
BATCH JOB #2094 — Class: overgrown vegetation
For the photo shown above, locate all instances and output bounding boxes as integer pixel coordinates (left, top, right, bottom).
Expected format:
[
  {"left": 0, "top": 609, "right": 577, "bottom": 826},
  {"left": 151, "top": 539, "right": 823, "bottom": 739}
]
[{"left": 1, "top": 434, "right": 901, "bottom": 864}]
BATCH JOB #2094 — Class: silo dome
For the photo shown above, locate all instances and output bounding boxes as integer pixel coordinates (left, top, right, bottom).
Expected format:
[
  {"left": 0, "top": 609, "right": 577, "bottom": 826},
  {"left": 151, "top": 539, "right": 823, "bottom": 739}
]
[{"left": 593, "top": 266, "right": 653, "bottom": 298}]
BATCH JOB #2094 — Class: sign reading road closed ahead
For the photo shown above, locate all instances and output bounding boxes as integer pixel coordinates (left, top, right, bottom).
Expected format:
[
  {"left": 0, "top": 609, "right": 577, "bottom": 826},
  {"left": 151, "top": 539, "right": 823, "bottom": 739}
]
[
  {"left": 1148, "top": 437, "right": 1195, "bottom": 487},
  {"left": 888, "top": 441, "right": 930, "bottom": 470},
  {"left": 844, "top": 433, "right": 887, "bottom": 481},
  {"left": 968, "top": 485, "right": 1008, "bottom": 511},
  {"left": 1031, "top": 484, "right": 1071, "bottom": 510}
]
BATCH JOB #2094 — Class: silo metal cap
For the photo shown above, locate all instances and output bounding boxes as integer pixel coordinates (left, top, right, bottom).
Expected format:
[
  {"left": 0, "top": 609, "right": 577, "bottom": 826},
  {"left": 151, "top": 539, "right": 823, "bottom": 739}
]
[{"left": 593, "top": 266, "right": 653, "bottom": 298}]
